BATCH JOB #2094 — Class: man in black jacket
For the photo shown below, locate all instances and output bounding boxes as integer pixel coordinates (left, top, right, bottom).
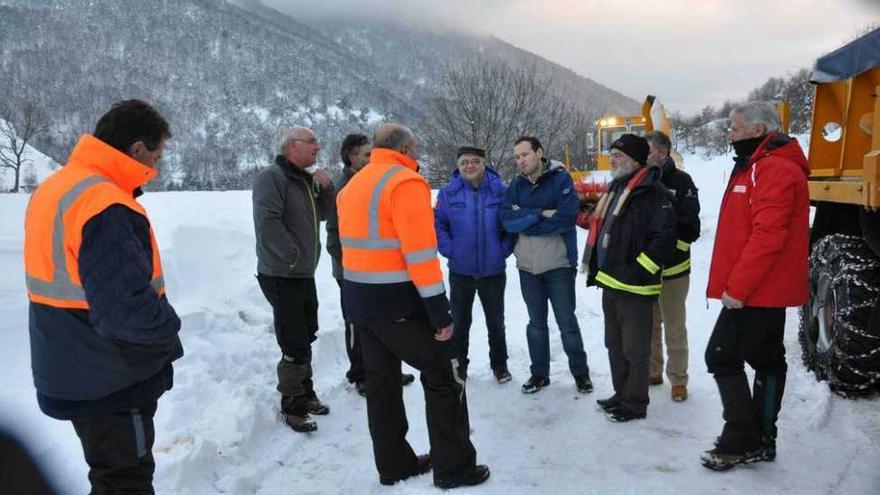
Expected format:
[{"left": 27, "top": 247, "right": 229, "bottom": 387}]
[
  {"left": 583, "top": 134, "right": 676, "bottom": 422},
  {"left": 646, "top": 131, "right": 701, "bottom": 402},
  {"left": 253, "top": 126, "right": 334, "bottom": 432}
]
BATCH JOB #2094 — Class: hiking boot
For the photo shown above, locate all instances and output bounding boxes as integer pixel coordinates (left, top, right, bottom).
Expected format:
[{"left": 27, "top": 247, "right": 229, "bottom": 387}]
[
  {"left": 605, "top": 404, "right": 646, "bottom": 423},
  {"left": 521, "top": 376, "right": 550, "bottom": 394},
  {"left": 493, "top": 366, "right": 512, "bottom": 384},
  {"left": 307, "top": 397, "right": 330, "bottom": 416},
  {"left": 649, "top": 376, "right": 663, "bottom": 386},
  {"left": 671, "top": 385, "right": 688, "bottom": 402},
  {"left": 302, "top": 377, "right": 329, "bottom": 415},
  {"left": 379, "top": 454, "right": 432, "bottom": 486},
  {"left": 596, "top": 395, "right": 621, "bottom": 411},
  {"left": 762, "top": 438, "right": 777, "bottom": 462},
  {"left": 700, "top": 446, "right": 764, "bottom": 471},
  {"left": 574, "top": 375, "right": 593, "bottom": 394},
  {"left": 434, "top": 465, "right": 490, "bottom": 489},
  {"left": 281, "top": 396, "right": 318, "bottom": 432},
  {"left": 402, "top": 373, "right": 416, "bottom": 386}
]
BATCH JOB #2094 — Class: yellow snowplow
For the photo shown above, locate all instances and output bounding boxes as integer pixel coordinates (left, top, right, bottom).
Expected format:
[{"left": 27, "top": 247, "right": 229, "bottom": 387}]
[{"left": 798, "top": 26, "right": 880, "bottom": 395}]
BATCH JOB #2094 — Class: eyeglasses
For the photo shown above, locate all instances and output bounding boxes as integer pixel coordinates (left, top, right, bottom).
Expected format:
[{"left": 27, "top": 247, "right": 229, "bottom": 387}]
[
  {"left": 609, "top": 152, "right": 626, "bottom": 159},
  {"left": 458, "top": 159, "right": 484, "bottom": 167}
]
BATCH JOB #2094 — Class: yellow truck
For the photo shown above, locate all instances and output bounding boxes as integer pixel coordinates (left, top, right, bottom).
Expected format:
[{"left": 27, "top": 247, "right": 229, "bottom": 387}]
[
  {"left": 589, "top": 96, "right": 658, "bottom": 171},
  {"left": 799, "top": 26, "right": 880, "bottom": 395}
]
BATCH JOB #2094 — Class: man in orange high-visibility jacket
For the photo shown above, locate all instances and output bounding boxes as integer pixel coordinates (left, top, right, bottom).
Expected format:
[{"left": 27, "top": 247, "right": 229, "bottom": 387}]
[
  {"left": 24, "top": 100, "right": 182, "bottom": 493},
  {"left": 337, "top": 124, "right": 490, "bottom": 489}
]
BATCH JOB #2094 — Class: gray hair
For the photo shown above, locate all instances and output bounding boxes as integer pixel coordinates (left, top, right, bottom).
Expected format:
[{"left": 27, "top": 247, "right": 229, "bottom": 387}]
[
  {"left": 373, "top": 123, "right": 416, "bottom": 151},
  {"left": 730, "top": 101, "right": 781, "bottom": 133},
  {"left": 645, "top": 130, "right": 672, "bottom": 153},
  {"left": 278, "top": 126, "right": 312, "bottom": 153}
]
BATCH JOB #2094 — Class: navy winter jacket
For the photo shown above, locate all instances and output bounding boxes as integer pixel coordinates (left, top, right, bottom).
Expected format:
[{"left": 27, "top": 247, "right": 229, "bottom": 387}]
[
  {"left": 435, "top": 167, "right": 515, "bottom": 278},
  {"left": 32, "top": 204, "right": 182, "bottom": 419},
  {"left": 500, "top": 161, "right": 580, "bottom": 268}
]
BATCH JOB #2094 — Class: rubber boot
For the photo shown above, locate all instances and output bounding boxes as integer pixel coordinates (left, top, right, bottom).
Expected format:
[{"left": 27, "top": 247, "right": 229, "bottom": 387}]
[{"left": 753, "top": 370, "right": 786, "bottom": 461}]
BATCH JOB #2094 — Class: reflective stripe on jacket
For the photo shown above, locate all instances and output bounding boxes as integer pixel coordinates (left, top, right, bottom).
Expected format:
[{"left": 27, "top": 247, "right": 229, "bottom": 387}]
[
  {"left": 24, "top": 135, "right": 165, "bottom": 309},
  {"left": 337, "top": 148, "right": 452, "bottom": 329}
]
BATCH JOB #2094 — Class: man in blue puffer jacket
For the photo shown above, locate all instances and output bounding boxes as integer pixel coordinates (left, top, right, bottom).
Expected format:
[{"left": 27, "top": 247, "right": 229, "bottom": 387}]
[{"left": 435, "top": 146, "right": 515, "bottom": 383}]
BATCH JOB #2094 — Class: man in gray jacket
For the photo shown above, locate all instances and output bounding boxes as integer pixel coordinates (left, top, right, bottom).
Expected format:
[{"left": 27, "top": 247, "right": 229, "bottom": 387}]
[{"left": 253, "top": 126, "right": 334, "bottom": 433}]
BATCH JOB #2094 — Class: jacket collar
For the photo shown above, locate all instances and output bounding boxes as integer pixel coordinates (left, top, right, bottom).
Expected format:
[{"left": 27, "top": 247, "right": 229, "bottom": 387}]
[
  {"left": 447, "top": 166, "right": 501, "bottom": 192},
  {"left": 275, "top": 154, "right": 313, "bottom": 180},
  {"left": 368, "top": 148, "right": 421, "bottom": 172},
  {"left": 66, "top": 135, "right": 158, "bottom": 195}
]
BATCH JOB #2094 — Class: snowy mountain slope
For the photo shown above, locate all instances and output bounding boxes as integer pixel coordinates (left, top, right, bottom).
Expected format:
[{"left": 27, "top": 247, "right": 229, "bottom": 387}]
[{"left": 0, "top": 150, "right": 878, "bottom": 494}]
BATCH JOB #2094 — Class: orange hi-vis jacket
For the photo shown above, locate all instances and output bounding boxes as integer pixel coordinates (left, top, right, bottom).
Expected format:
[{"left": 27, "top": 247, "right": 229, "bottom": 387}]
[
  {"left": 336, "top": 148, "right": 452, "bottom": 329},
  {"left": 24, "top": 135, "right": 166, "bottom": 309}
]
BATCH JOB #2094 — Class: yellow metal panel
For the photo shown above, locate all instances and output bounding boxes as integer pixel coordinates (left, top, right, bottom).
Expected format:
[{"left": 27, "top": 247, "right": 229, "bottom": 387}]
[
  {"left": 808, "top": 181, "right": 864, "bottom": 205},
  {"left": 808, "top": 81, "right": 847, "bottom": 176}
]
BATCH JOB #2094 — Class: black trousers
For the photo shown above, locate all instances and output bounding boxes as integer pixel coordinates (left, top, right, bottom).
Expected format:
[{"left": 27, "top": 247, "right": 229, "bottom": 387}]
[
  {"left": 336, "top": 278, "right": 365, "bottom": 383},
  {"left": 705, "top": 307, "right": 787, "bottom": 448},
  {"left": 603, "top": 290, "right": 654, "bottom": 415},
  {"left": 71, "top": 402, "right": 157, "bottom": 495},
  {"left": 705, "top": 307, "right": 787, "bottom": 377},
  {"left": 449, "top": 272, "right": 508, "bottom": 372},
  {"left": 359, "top": 317, "right": 477, "bottom": 480},
  {"left": 257, "top": 274, "right": 319, "bottom": 399}
]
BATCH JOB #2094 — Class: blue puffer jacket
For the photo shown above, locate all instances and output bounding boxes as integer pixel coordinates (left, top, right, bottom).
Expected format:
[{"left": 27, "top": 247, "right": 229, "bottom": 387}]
[
  {"left": 435, "top": 167, "right": 515, "bottom": 278},
  {"left": 500, "top": 160, "right": 579, "bottom": 268}
]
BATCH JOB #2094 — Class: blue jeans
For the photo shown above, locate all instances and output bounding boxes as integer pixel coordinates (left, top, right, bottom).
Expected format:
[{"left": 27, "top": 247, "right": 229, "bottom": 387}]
[{"left": 519, "top": 268, "right": 589, "bottom": 378}]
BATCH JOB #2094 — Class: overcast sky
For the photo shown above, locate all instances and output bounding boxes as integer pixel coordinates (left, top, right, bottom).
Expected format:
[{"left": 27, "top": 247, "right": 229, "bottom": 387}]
[{"left": 263, "top": 0, "right": 879, "bottom": 114}]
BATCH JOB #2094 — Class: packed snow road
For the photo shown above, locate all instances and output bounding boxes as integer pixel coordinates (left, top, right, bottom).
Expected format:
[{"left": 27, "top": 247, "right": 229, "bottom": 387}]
[{"left": 1, "top": 152, "right": 878, "bottom": 494}]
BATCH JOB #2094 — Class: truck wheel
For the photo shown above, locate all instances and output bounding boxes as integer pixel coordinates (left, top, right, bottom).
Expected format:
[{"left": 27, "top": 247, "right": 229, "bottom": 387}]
[{"left": 799, "top": 234, "right": 880, "bottom": 395}]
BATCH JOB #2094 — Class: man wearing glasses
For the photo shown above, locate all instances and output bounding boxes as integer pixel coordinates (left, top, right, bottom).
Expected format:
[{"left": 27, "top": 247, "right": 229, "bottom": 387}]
[
  {"left": 435, "top": 146, "right": 515, "bottom": 383},
  {"left": 253, "top": 126, "right": 334, "bottom": 432}
]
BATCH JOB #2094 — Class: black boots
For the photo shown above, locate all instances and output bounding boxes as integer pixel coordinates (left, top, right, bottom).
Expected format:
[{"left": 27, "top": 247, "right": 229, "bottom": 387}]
[
  {"left": 701, "top": 373, "right": 766, "bottom": 470},
  {"left": 379, "top": 454, "right": 433, "bottom": 486},
  {"left": 574, "top": 375, "right": 593, "bottom": 394},
  {"left": 753, "top": 371, "right": 785, "bottom": 461},
  {"left": 521, "top": 376, "right": 550, "bottom": 394},
  {"left": 434, "top": 465, "right": 491, "bottom": 489}
]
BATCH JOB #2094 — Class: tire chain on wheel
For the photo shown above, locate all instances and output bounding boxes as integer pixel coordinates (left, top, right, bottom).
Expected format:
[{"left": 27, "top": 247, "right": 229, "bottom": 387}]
[{"left": 798, "top": 234, "right": 880, "bottom": 395}]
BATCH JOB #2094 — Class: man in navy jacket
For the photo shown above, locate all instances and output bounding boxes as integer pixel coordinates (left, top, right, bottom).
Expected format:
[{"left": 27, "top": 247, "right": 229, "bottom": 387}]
[
  {"left": 501, "top": 137, "right": 592, "bottom": 394},
  {"left": 435, "top": 146, "right": 515, "bottom": 383}
]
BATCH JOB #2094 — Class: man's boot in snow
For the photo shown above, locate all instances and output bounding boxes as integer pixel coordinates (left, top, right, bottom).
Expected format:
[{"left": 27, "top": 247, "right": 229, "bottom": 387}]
[
  {"left": 281, "top": 395, "right": 317, "bottom": 433},
  {"left": 753, "top": 370, "right": 786, "bottom": 461},
  {"left": 701, "top": 373, "right": 763, "bottom": 471},
  {"left": 303, "top": 377, "right": 330, "bottom": 415},
  {"left": 434, "top": 465, "right": 490, "bottom": 489},
  {"left": 379, "top": 454, "right": 432, "bottom": 486}
]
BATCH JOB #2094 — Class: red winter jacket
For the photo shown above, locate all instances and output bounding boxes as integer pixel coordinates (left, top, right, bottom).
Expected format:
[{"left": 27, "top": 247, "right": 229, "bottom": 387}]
[{"left": 706, "top": 133, "right": 810, "bottom": 307}]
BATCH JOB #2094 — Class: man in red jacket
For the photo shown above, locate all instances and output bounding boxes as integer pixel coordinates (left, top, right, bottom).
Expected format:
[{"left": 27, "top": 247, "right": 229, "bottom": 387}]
[{"left": 701, "top": 101, "right": 810, "bottom": 471}]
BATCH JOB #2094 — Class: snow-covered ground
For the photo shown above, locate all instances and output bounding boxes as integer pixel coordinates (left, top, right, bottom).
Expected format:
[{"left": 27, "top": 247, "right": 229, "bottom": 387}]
[{"left": 1, "top": 150, "right": 879, "bottom": 494}]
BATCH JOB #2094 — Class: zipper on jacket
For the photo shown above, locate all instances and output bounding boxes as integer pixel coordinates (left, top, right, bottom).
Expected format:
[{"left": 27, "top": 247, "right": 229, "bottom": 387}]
[{"left": 298, "top": 176, "right": 319, "bottom": 269}]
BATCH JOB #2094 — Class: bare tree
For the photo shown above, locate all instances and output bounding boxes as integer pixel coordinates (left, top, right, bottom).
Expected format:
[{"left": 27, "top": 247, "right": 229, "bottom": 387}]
[
  {"left": 0, "top": 101, "right": 50, "bottom": 193},
  {"left": 427, "top": 58, "right": 585, "bottom": 182}
]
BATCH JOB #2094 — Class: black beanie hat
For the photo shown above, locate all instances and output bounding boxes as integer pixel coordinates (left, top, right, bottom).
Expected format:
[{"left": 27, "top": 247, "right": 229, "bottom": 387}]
[
  {"left": 456, "top": 146, "right": 486, "bottom": 159},
  {"left": 609, "top": 134, "right": 649, "bottom": 166}
]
